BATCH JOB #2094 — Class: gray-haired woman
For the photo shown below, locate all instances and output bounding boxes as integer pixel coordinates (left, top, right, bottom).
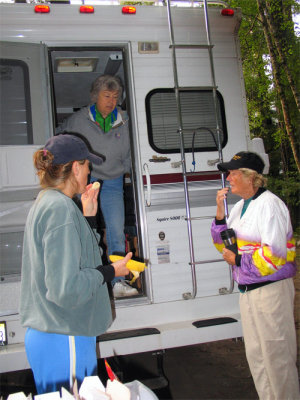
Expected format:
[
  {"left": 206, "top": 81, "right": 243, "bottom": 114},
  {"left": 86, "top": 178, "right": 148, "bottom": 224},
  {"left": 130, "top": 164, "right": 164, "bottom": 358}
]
[{"left": 57, "top": 75, "right": 137, "bottom": 298}]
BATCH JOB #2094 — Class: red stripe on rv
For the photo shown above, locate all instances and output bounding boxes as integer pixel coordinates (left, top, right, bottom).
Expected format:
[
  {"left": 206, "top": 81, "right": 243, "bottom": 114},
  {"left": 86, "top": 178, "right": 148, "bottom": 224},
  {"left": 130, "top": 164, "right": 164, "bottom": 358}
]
[{"left": 142, "top": 172, "right": 221, "bottom": 185}]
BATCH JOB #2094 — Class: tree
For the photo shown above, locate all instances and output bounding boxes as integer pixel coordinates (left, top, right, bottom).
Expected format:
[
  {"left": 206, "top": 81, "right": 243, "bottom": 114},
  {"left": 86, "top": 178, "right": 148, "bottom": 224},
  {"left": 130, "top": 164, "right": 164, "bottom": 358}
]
[
  {"left": 257, "top": 0, "right": 300, "bottom": 171},
  {"left": 227, "top": 0, "right": 300, "bottom": 227}
]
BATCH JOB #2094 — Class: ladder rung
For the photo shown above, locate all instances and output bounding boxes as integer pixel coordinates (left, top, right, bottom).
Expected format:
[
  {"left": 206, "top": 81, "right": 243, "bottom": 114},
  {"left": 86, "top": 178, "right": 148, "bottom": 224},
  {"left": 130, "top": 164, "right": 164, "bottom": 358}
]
[
  {"left": 169, "top": 44, "right": 214, "bottom": 50},
  {"left": 184, "top": 170, "right": 221, "bottom": 176},
  {"left": 189, "top": 259, "right": 224, "bottom": 266},
  {"left": 185, "top": 215, "right": 215, "bottom": 221},
  {"left": 175, "top": 86, "right": 218, "bottom": 91}
]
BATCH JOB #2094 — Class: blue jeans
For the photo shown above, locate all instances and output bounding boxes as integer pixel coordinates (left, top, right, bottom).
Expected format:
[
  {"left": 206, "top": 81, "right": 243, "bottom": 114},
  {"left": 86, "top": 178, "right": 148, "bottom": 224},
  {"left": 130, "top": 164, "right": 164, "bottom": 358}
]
[{"left": 99, "top": 176, "right": 125, "bottom": 285}]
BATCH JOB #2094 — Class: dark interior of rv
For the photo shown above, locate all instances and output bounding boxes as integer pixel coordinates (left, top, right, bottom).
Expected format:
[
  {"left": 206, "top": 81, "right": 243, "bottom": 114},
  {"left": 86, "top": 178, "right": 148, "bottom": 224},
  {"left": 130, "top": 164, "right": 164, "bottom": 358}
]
[{"left": 49, "top": 48, "right": 126, "bottom": 125}]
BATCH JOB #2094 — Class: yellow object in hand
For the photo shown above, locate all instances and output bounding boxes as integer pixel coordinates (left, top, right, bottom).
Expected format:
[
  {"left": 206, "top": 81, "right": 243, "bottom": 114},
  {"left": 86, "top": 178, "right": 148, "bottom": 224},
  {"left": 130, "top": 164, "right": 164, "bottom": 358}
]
[
  {"left": 92, "top": 181, "right": 100, "bottom": 190},
  {"left": 109, "top": 255, "right": 147, "bottom": 284}
]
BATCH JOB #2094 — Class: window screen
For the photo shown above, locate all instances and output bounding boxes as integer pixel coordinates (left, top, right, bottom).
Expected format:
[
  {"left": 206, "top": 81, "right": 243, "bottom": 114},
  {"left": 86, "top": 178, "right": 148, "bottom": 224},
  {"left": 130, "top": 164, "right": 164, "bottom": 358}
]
[
  {"left": 0, "top": 59, "right": 33, "bottom": 145},
  {"left": 146, "top": 89, "right": 227, "bottom": 154}
]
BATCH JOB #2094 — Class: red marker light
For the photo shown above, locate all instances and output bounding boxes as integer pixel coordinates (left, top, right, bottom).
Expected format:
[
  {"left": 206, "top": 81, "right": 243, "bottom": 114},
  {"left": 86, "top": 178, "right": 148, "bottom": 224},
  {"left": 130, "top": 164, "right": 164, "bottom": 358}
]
[
  {"left": 79, "top": 5, "right": 94, "bottom": 14},
  {"left": 34, "top": 5, "right": 50, "bottom": 13},
  {"left": 221, "top": 8, "right": 234, "bottom": 16},
  {"left": 122, "top": 6, "right": 136, "bottom": 14}
]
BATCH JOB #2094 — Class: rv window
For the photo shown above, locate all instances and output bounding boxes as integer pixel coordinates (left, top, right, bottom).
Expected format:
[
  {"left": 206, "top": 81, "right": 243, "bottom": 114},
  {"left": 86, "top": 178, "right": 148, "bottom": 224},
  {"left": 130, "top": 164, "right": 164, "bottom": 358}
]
[
  {"left": 0, "top": 59, "right": 33, "bottom": 145},
  {"left": 0, "top": 231, "right": 24, "bottom": 279},
  {"left": 145, "top": 89, "right": 227, "bottom": 154}
]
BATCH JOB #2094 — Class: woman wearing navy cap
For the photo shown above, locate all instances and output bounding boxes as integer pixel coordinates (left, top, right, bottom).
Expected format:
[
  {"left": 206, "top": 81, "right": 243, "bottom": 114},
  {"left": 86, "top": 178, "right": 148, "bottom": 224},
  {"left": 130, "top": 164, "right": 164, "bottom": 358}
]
[
  {"left": 211, "top": 151, "right": 299, "bottom": 399},
  {"left": 20, "top": 134, "right": 131, "bottom": 394}
]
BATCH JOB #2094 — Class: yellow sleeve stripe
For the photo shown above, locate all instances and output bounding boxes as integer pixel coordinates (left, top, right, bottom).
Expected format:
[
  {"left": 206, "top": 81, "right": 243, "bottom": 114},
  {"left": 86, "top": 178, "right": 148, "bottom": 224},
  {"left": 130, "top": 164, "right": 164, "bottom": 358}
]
[
  {"left": 214, "top": 242, "right": 225, "bottom": 253},
  {"left": 238, "top": 238, "right": 296, "bottom": 276}
]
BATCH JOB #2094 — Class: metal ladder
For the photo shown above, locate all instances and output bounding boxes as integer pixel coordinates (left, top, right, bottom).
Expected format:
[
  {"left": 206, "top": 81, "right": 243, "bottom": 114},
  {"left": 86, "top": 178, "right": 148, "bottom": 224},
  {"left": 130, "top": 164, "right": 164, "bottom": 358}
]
[{"left": 165, "top": 0, "right": 231, "bottom": 299}]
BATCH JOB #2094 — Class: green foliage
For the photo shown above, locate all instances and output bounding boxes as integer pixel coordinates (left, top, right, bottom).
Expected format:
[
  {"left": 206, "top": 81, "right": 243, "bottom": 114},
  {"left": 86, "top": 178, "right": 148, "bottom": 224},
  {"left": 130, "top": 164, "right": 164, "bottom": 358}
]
[
  {"left": 267, "top": 172, "right": 300, "bottom": 228},
  {"left": 227, "top": 0, "right": 300, "bottom": 229}
]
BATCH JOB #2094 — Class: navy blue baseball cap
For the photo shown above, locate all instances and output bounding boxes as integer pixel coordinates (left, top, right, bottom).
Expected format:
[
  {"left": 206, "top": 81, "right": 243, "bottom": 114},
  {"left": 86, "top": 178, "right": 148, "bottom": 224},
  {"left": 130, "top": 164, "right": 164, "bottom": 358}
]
[
  {"left": 44, "top": 134, "right": 105, "bottom": 166},
  {"left": 217, "top": 151, "right": 265, "bottom": 174}
]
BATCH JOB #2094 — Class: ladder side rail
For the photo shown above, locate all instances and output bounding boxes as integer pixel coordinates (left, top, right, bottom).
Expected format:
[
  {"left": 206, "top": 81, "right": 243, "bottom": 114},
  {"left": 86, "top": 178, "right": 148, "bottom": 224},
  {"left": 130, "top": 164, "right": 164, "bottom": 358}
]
[
  {"left": 203, "top": 4, "right": 233, "bottom": 294},
  {"left": 166, "top": 0, "right": 197, "bottom": 299},
  {"left": 203, "top": 0, "right": 229, "bottom": 219}
]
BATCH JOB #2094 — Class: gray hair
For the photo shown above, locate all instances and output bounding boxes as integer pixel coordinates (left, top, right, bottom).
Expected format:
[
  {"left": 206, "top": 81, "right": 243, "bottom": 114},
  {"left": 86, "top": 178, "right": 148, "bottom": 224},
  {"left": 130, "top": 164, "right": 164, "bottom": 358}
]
[
  {"left": 239, "top": 168, "right": 267, "bottom": 188},
  {"left": 90, "top": 75, "right": 123, "bottom": 103}
]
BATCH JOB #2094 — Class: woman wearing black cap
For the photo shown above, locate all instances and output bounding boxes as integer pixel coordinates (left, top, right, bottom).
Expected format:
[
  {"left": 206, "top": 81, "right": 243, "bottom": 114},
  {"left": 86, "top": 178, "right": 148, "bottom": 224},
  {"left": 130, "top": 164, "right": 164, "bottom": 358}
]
[
  {"left": 20, "top": 134, "right": 131, "bottom": 394},
  {"left": 211, "top": 151, "right": 299, "bottom": 399}
]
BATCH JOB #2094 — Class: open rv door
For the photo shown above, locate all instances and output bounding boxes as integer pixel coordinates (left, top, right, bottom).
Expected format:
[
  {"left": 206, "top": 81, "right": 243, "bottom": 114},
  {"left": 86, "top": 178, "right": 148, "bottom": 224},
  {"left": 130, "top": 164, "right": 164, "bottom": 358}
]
[
  {"left": 0, "top": 41, "right": 52, "bottom": 371},
  {"left": 47, "top": 43, "right": 149, "bottom": 299}
]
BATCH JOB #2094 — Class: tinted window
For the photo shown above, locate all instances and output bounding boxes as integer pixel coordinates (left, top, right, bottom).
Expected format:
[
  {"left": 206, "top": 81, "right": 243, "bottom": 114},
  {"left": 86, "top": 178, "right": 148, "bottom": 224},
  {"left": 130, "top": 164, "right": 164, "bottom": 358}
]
[
  {"left": 146, "top": 89, "right": 227, "bottom": 154},
  {"left": 0, "top": 231, "right": 23, "bottom": 279},
  {"left": 0, "top": 59, "right": 33, "bottom": 145}
]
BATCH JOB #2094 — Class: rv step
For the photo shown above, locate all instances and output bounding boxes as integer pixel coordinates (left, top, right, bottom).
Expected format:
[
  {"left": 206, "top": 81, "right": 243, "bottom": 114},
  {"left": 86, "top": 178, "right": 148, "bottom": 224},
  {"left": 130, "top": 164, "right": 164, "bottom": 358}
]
[
  {"left": 170, "top": 44, "right": 214, "bottom": 50},
  {"left": 97, "top": 327, "right": 160, "bottom": 342},
  {"left": 141, "top": 376, "right": 169, "bottom": 391},
  {"left": 193, "top": 317, "right": 237, "bottom": 328},
  {"left": 140, "top": 350, "right": 169, "bottom": 391}
]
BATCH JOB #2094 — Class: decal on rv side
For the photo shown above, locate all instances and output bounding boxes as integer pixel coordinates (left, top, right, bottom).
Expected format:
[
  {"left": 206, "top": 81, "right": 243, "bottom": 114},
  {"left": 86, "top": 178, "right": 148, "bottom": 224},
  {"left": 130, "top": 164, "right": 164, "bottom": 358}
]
[{"left": 156, "top": 215, "right": 184, "bottom": 222}]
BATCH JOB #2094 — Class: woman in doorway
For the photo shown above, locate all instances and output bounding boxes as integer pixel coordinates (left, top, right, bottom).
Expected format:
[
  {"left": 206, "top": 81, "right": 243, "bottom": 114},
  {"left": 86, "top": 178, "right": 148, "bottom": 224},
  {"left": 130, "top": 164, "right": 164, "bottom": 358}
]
[
  {"left": 57, "top": 75, "right": 137, "bottom": 298},
  {"left": 20, "top": 134, "right": 131, "bottom": 394}
]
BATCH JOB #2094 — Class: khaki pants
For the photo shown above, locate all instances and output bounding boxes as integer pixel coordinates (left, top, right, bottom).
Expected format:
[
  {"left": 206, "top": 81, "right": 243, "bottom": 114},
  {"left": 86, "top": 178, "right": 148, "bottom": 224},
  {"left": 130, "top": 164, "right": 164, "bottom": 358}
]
[{"left": 240, "top": 278, "right": 300, "bottom": 400}]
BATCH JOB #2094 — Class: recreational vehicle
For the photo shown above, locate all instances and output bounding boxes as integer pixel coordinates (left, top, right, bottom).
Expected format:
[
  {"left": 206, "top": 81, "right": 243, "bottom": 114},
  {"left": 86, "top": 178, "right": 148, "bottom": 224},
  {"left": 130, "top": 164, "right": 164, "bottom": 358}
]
[{"left": 0, "top": 0, "right": 269, "bottom": 373}]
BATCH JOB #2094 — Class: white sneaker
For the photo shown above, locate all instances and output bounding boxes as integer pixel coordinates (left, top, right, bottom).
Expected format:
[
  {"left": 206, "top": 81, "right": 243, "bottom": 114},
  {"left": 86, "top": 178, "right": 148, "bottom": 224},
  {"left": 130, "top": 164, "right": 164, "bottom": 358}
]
[{"left": 113, "top": 281, "right": 139, "bottom": 298}]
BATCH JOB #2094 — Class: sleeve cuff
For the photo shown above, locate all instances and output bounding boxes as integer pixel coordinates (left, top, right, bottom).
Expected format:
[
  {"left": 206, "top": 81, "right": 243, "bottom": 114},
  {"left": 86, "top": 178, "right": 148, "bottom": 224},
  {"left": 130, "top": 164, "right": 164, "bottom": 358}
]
[
  {"left": 85, "top": 216, "right": 97, "bottom": 229},
  {"left": 215, "top": 217, "right": 226, "bottom": 225},
  {"left": 96, "top": 264, "right": 115, "bottom": 283}
]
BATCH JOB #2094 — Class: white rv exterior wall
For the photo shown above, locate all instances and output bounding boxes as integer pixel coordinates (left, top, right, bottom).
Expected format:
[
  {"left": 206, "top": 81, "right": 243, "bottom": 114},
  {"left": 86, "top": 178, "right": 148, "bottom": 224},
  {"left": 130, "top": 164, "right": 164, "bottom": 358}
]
[{"left": 0, "top": 4, "right": 250, "bottom": 177}]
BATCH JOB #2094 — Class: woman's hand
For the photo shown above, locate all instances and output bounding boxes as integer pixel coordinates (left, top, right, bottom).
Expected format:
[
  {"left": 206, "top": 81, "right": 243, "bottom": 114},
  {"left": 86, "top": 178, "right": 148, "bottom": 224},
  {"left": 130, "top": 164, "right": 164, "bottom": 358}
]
[
  {"left": 112, "top": 252, "right": 132, "bottom": 277},
  {"left": 222, "top": 248, "right": 236, "bottom": 265},
  {"left": 216, "top": 187, "right": 229, "bottom": 220},
  {"left": 81, "top": 184, "right": 99, "bottom": 216}
]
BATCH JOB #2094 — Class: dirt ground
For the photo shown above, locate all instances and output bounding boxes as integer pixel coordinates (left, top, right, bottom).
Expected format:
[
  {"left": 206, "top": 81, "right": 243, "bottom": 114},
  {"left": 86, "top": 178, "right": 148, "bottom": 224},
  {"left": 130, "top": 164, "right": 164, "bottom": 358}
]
[
  {"left": 1, "top": 261, "right": 299, "bottom": 399},
  {"left": 108, "top": 263, "right": 300, "bottom": 399}
]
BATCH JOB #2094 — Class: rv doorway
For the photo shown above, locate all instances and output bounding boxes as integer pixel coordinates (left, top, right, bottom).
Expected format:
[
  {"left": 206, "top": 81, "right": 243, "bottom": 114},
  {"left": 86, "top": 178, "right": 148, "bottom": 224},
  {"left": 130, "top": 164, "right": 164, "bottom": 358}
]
[{"left": 49, "top": 47, "right": 144, "bottom": 299}]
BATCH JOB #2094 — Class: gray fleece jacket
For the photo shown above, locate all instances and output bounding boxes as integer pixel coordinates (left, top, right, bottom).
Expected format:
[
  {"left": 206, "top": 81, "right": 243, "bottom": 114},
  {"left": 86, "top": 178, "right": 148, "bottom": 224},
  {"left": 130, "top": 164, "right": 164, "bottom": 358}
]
[
  {"left": 20, "top": 189, "right": 112, "bottom": 337},
  {"left": 56, "top": 106, "right": 131, "bottom": 180}
]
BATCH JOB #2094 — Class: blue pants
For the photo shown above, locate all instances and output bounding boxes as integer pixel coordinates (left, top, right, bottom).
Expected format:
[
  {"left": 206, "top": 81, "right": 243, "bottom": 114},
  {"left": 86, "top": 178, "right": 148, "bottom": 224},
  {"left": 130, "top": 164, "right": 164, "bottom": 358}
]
[
  {"left": 25, "top": 328, "right": 97, "bottom": 394},
  {"left": 100, "top": 176, "right": 125, "bottom": 257},
  {"left": 98, "top": 176, "right": 125, "bottom": 285}
]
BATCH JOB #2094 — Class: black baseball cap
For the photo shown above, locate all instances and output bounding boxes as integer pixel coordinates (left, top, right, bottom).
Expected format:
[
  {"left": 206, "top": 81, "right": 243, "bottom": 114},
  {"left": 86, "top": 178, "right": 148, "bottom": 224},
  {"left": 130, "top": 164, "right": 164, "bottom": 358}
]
[
  {"left": 44, "top": 134, "right": 105, "bottom": 166},
  {"left": 217, "top": 151, "right": 265, "bottom": 174}
]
